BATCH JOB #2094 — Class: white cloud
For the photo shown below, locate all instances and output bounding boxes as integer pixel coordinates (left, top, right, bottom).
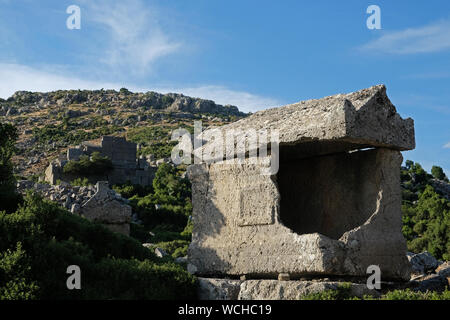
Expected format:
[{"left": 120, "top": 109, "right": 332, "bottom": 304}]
[
  {"left": 82, "top": 0, "right": 181, "bottom": 73},
  {"left": 0, "top": 63, "right": 279, "bottom": 112},
  {"left": 444, "top": 142, "right": 450, "bottom": 149},
  {"left": 360, "top": 19, "right": 450, "bottom": 54},
  {"left": 0, "top": 64, "right": 119, "bottom": 98},
  {"left": 152, "top": 85, "right": 281, "bottom": 112}
]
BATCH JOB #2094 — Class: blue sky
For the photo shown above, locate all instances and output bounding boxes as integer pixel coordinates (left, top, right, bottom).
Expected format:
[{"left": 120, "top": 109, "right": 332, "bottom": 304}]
[{"left": 0, "top": 0, "right": 449, "bottom": 174}]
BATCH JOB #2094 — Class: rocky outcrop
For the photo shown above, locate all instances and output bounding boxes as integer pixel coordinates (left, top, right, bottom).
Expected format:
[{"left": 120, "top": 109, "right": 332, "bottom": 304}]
[
  {"left": 430, "top": 179, "right": 450, "bottom": 201},
  {"left": 436, "top": 261, "right": 450, "bottom": 278},
  {"left": 1, "top": 89, "right": 244, "bottom": 117},
  {"left": 16, "top": 180, "right": 97, "bottom": 210},
  {"left": 3, "top": 88, "right": 246, "bottom": 179},
  {"left": 407, "top": 251, "right": 439, "bottom": 276},
  {"left": 188, "top": 85, "right": 415, "bottom": 281},
  {"left": 407, "top": 252, "right": 449, "bottom": 292},
  {"left": 411, "top": 273, "right": 449, "bottom": 292}
]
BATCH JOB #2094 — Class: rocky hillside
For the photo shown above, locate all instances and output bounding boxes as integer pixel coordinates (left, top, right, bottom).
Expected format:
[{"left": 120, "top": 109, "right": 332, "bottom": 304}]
[
  {"left": 0, "top": 89, "right": 247, "bottom": 178},
  {"left": 0, "top": 89, "right": 244, "bottom": 117}
]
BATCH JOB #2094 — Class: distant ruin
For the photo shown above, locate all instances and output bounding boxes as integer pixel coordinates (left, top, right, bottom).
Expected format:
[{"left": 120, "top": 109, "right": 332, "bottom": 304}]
[
  {"left": 187, "top": 85, "right": 415, "bottom": 281},
  {"left": 45, "top": 136, "right": 156, "bottom": 186}
]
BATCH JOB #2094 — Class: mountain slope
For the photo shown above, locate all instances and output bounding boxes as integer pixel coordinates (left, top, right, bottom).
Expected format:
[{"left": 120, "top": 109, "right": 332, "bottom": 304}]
[{"left": 0, "top": 89, "right": 247, "bottom": 178}]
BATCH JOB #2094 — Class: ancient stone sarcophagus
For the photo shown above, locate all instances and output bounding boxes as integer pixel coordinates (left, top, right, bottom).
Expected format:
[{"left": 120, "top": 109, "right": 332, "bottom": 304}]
[{"left": 187, "top": 85, "right": 415, "bottom": 280}]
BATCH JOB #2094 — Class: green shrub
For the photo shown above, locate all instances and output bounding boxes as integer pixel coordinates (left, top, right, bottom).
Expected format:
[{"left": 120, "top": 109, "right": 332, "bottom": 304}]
[
  {"left": 180, "top": 219, "right": 193, "bottom": 239},
  {"left": 0, "top": 242, "right": 39, "bottom": 300},
  {"left": 149, "top": 225, "right": 190, "bottom": 243},
  {"left": 71, "top": 177, "right": 90, "bottom": 187},
  {"left": 33, "top": 123, "right": 121, "bottom": 147},
  {"left": 431, "top": 165, "right": 447, "bottom": 181},
  {"left": 402, "top": 185, "right": 450, "bottom": 260},
  {"left": 161, "top": 95, "right": 174, "bottom": 107},
  {"left": 153, "top": 240, "right": 190, "bottom": 258},
  {"left": 119, "top": 88, "right": 131, "bottom": 96},
  {"left": 381, "top": 289, "right": 450, "bottom": 300},
  {"left": 63, "top": 152, "right": 113, "bottom": 176},
  {"left": 132, "top": 195, "right": 188, "bottom": 231},
  {"left": 0, "top": 122, "right": 22, "bottom": 213},
  {"left": 129, "top": 223, "right": 153, "bottom": 243},
  {"left": 112, "top": 182, "right": 153, "bottom": 199},
  {"left": 84, "top": 258, "right": 196, "bottom": 300},
  {"left": 301, "top": 283, "right": 354, "bottom": 300},
  {"left": 0, "top": 192, "right": 196, "bottom": 299},
  {"left": 128, "top": 164, "right": 192, "bottom": 231},
  {"left": 127, "top": 126, "right": 178, "bottom": 158},
  {"left": 301, "top": 287, "right": 450, "bottom": 300},
  {"left": 402, "top": 161, "right": 450, "bottom": 261}
]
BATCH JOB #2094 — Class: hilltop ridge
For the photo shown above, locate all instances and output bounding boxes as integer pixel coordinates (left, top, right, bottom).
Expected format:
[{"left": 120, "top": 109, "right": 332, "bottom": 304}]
[{"left": 0, "top": 88, "right": 247, "bottom": 178}]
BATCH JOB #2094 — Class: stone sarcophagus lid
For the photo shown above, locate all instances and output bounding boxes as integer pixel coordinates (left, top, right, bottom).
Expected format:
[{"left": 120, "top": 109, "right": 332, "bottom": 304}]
[{"left": 187, "top": 85, "right": 415, "bottom": 280}]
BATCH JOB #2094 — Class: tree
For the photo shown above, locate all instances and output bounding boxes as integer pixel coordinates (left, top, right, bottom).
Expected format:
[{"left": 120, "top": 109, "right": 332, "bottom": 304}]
[
  {"left": 431, "top": 165, "right": 447, "bottom": 181},
  {"left": 411, "top": 162, "right": 428, "bottom": 185},
  {"left": 119, "top": 88, "right": 131, "bottom": 96},
  {"left": 161, "top": 95, "right": 174, "bottom": 107},
  {"left": 405, "top": 185, "right": 450, "bottom": 260},
  {"left": 405, "top": 160, "right": 414, "bottom": 170},
  {"left": 152, "top": 163, "right": 190, "bottom": 202},
  {"left": 63, "top": 152, "right": 113, "bottom": 176},
  {"left": 0, "top": 122, "right": 21, "bottom": 212}
]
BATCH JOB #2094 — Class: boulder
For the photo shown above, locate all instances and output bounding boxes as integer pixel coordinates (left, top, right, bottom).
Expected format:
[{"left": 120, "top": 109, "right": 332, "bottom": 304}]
[
  {"left": 79, "top": 181, "right": 132, "bottom": 235},
  {"left": 175, "top": 256, "right": 188, "bottom": 264},
  {"left": 237, "top": 280, "right": 380, "bottom": 300},
  {"left": 6, "top": 107, "right": 18, "bottom": 116},
  {"left": 436, "top": 261, "right": 450, "bottom": 278},
  {"left": 411, "top": 274, "right": 449, "bottom": 293},
  {"left": 71, "top": 203, "right": 80, "bottom": 214},
  {"left": 154, "top": 247, "right": 168, "bottom": 258},
  {"left": 407, "top": 252, "right": 439, "bottom": 275},
  {"left": 197, "top": 278, "right": 242, "bottom": 300}
]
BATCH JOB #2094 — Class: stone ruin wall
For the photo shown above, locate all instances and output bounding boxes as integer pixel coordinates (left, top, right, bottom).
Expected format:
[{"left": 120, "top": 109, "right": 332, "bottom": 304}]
[{"left": 45, "top": 136, "right": 155, "bottom": 187}]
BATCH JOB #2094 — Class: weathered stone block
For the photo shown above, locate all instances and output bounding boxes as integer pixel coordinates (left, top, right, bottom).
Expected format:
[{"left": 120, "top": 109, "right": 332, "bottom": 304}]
[
  {"left": 238, "top": 280, "right": 379, "bottom": 300},
  {"left": 197, "top": 278, "right": 242, "bottom": 300},
  {"left": 187, "top": 85, "right": 414, "bottom": 281}
]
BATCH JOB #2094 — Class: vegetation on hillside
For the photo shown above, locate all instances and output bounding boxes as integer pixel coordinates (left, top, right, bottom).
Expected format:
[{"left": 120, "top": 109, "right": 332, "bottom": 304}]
[
  {"left": 0, "top": 123, "right": 196, "bottom": 300},
  {"left": 33, "top": 121, "right": 122, "bottom": 147},
  {"left": 113, "top": 163, "right": 192, "bottom": 251},
  {"left": 0, "top": 193, "right": 196, "bottom": 300},
  {"left": 1, "top": 121, "right": 449, "bottom": 300},
  {"left": 63, "top": 152, "right": 113, "bottom": 176},
  {"left": 301, "top": 283, "right": 450, "bottom": 300},
  {"left": 127, "top": 126, "right": 183, "bottom": 159},
  {"left": 0, "top": 123, "right": 22, "bottom": 213},
  {"left": 401, "top": 161, "right": 450, "bottom": 260}
]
